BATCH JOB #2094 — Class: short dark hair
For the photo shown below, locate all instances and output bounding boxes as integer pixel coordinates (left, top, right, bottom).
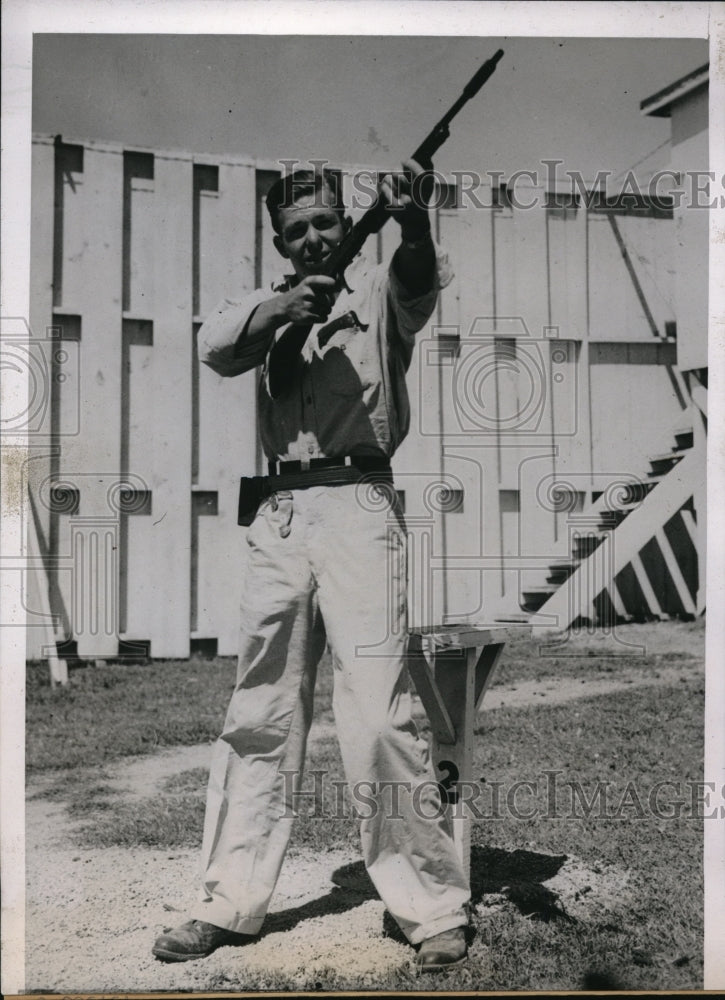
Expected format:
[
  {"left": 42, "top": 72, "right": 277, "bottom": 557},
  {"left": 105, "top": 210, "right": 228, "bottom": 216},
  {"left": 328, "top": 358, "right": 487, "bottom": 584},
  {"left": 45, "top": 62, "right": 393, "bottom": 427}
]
[{"left": 265, "top": 168, "right": 345, "bottom": 235}]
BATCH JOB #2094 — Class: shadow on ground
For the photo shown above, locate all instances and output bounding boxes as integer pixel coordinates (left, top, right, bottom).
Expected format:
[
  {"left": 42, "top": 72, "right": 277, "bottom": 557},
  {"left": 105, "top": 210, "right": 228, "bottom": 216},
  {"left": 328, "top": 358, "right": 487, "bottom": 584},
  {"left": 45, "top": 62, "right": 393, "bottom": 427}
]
[{"left": 259, "top": 845, "right": 570, "bottom": 941}]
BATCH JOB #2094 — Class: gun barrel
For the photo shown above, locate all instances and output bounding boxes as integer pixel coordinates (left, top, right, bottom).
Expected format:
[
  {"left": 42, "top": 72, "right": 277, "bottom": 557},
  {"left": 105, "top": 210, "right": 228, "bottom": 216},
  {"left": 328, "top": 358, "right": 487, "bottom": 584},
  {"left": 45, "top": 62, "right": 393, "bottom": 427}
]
[
  {"left": 269, "top": 49, "right": 505, "bottom": 397},
  {"left": 341, "top": 49, "right": 505, "bottom": 265},
  {"left": 463, "top": 48, "right": 504, "bottom": 101},
  {"left": 419, "top": 48, "right": 504, "bottom": 156}
]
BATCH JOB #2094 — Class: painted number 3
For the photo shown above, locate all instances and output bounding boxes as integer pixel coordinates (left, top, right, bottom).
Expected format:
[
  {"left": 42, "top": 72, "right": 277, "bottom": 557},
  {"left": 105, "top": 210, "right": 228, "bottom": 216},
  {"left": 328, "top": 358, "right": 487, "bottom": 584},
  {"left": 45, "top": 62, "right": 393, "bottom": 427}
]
[{"left": 437, "top": 759, "right": 459, "bottom": 804}]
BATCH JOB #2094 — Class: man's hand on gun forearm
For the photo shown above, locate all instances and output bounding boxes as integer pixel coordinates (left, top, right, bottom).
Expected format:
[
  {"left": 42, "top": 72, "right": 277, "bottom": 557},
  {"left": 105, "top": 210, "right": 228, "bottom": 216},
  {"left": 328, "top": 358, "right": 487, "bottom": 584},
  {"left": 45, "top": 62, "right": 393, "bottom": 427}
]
[
  {"left": 380, "top": 158, "right": 434, "bottom": 240},
  {"left": 382, "top": 158, "right": 436, "bottom": 296}
]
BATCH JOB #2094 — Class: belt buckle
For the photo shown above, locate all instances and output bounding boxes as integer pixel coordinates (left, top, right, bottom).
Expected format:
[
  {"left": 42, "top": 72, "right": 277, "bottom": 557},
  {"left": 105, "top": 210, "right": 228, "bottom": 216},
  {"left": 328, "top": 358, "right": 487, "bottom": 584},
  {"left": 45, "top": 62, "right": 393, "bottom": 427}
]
[{"left": 300, "top": 457, "right": 311, "bottom": 472}]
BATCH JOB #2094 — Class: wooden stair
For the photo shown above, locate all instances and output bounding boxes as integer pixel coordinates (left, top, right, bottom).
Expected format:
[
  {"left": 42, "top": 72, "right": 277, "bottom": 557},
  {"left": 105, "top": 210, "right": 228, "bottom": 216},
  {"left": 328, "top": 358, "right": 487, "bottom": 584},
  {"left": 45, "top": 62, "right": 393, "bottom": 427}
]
[{"left": 519, "top": 427, "right": 701, "bottom": 623}]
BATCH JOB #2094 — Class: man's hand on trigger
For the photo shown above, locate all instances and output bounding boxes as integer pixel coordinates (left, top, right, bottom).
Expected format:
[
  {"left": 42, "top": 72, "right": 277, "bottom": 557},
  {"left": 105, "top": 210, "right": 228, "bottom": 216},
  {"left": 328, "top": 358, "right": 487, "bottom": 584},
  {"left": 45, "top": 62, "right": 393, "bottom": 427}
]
[
  {"left": 380, "top": 158, "right": 434, "bottom": 240},
  {"left": 280, "top": 275, "right": 337, "bottom": 325}
]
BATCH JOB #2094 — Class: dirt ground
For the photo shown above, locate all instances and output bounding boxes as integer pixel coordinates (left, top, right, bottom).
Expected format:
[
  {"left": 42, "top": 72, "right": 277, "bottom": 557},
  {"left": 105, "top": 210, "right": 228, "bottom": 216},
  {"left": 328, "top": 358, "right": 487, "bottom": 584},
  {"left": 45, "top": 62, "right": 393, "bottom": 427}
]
[{"left": 21, "top": 621, "right": 704, "bottom": 993}]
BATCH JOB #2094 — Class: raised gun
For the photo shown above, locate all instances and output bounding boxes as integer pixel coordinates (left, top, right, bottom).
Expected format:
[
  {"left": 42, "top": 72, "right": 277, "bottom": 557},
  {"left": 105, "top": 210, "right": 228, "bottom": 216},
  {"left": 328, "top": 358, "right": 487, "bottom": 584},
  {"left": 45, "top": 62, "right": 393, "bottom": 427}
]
[{"left": 268, "top": 48, "right": 504, "bottom": 398}]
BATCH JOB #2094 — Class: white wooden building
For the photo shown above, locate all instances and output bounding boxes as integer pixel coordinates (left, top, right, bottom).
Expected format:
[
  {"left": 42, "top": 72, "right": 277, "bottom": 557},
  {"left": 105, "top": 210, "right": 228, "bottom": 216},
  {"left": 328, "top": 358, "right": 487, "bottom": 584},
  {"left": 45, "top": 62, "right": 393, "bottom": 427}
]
[{"left": 25, "top": 68, "right": 707, "bottom": 660}]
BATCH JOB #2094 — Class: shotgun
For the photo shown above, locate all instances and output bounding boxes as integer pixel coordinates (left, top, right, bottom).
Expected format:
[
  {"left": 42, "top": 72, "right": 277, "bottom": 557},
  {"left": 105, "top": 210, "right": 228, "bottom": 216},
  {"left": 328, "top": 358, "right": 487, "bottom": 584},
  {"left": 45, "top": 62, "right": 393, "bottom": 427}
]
[{"left": 268, "top": 48, "right": 504, "bottom": 398}]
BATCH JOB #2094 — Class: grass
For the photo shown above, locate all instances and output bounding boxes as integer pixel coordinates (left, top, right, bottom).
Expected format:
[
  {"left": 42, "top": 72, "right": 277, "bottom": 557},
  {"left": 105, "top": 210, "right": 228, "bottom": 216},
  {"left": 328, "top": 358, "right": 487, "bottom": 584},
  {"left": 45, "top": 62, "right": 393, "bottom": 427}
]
[
  {"left": 26, "top": 623, "right": 705, "bottom": 990},
  {"left": 479, "top": 616, "right": 704, "bottom": 684},
  {"left": 160, "top": 765, "right": 209, "bottom": 794},
  {"left": 26, "top": 657, "right": 236, "bottom": 773},
  {"left": 71, "top": 769, "right": 208, "bottom": 848},
  {"left": 26, "top": 617, "right": 704, "bottom": 774}
]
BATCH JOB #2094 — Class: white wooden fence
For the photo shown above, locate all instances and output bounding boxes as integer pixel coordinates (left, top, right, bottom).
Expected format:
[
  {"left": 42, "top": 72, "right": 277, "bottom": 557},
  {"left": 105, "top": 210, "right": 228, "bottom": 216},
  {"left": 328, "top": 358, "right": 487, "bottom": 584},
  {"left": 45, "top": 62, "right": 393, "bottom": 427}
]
[{"left": 26, "top": 133, "right": 688, "bottom": 659}]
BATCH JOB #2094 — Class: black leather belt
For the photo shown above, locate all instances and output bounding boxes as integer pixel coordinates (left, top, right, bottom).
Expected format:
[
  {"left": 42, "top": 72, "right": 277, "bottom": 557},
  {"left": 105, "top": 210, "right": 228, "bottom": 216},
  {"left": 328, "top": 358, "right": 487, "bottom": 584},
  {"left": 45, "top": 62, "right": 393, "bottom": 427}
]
[
  {"left": 238, "top": 456, "right": 394, "bottom": 527},
  {"left": 267, "top": 455, "right": 392, "bottom": 476}
]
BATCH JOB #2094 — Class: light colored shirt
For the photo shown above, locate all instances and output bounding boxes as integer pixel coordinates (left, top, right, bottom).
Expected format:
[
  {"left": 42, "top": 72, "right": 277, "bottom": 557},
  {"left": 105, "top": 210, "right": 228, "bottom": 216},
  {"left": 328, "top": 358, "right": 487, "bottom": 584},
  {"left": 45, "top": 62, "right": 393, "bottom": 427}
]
[{"left": 198, "top": 246, "right": 453, "bottom": 462}]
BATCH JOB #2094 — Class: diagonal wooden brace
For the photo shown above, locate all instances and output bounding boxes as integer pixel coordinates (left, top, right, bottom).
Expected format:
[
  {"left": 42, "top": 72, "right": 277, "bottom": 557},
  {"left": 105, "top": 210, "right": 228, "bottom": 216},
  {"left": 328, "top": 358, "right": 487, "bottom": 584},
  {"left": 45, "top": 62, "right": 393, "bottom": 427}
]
[{"left": 407, "top": 632, "right": 456, "bottom": 745}]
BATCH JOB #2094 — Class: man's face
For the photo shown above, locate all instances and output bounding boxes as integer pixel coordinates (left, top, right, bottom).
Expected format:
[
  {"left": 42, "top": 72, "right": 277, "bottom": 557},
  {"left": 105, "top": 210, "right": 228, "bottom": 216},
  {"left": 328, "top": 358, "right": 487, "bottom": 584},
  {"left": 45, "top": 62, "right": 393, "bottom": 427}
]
[{"left": 273, "top": 187, "right": 349, "bottom": 279}]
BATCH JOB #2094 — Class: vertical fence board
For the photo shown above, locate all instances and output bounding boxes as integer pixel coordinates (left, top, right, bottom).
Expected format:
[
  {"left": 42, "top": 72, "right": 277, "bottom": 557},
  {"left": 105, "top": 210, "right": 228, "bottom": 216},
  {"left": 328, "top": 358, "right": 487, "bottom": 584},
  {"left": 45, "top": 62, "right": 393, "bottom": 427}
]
[
  {"left": 403, "top": 392, "right": 446, "bottom": 627},
  {"left": 437, "top": 210, "right": 460, "bottom": 330},
  {"left": 30, "top": 138, "right": 55, "bottom": 367},
  {"left": 512, "top": 193, "right": 556, "bottom": 591},
  {"left": 549, "top": 338, "right": 581, "bottom": 481},
  {"left": 128, "top": 179, "right": 156, "bottom": 316},
  {"left": 58, "top": 145, "right": 87, "bottom": 313},
  {"left": 124, "top": 515, "right": 157, "bottom": 639},
  {"left": 393, "top": 233, "right": 445, "bottom": 628},
  {"left": 493, "top": 208, "right": 515, "bottom": 319},
  {"left": 219, "top": 162, "right": 257, "bottom": 296},
  {"left": 499, "top": 489, "right": 521, "bottom": 604},
  {"left": 121, "top": 158, "right": 156, "bottom": 641},
  {"left": 29, "top": 139, "right": 56, "bottom": 556},
  {"left": 149, "top": 154, "right": 193, "bottom": 658},
  {"left": 257, "top": 170, "right": 282, "bottom": 291},
  {"left": 196, "top": 162, "right": 258, "bottom": 654},
  {"left": 495, "top": 335, "right": 522, "bottom": 490},
  {"left": 547, "top": 209, "right": 574, "bottom": 338},
  {"left": 125, "top": 335, "right": 155, "bottom": 482},
  {"left": 122, "top": 319, "right": 156, "bottom": 641},
  {"left": 454, "top": 189, "right": 501, "bottom": 615},
  {"left": 195, "top": 514, "right": 221, "bottom": 637},
  {"left": 52, "top": 145, "right": 88, "bottom": 487},
  {"left": 457, "top": 185, "right": 494, "bottom": 332},
  {"left": 70, "top": 145, "right": 124, "bottom": 657},
  {"left": 435, "top": 206, "right": 480, "bottom": 620},
  {"left": 198, "top": 162, "right": 257, "bottom": 484},
  {"left": 673, "top": 200, "right": 708, "bottom": 370},
  {"left": 435, "top": 452, "right": 486, "bottom": 622},
  {"left": 492, "top": 207, "right": 520, "bottom": 492},
  {"left": 551, "top": 206, "right": 589, "bottom": 487},
  {"left": 197, "top": 175, "right": 221, "bottom": 319}
]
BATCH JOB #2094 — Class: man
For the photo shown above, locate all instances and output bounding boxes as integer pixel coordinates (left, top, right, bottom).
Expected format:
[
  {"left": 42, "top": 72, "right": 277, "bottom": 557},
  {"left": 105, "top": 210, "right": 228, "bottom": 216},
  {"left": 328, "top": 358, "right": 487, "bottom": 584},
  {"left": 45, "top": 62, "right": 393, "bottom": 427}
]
[{"left": 152, "top": 159, "right": 471, "bottom": 969}]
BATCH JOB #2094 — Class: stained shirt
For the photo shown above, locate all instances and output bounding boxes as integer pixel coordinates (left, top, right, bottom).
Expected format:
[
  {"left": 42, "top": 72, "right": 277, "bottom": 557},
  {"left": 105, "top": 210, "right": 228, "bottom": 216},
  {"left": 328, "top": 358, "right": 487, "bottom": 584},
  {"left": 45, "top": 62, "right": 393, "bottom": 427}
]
[{"left": 197, "top": 246, "right": 453, "bottom": 463}]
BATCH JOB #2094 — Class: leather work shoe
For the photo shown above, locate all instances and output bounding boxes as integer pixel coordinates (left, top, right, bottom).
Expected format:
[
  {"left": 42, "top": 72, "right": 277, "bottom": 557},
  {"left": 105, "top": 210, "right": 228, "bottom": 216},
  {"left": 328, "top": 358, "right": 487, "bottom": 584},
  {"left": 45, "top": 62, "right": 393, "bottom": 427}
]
[
  {"left": 415, "top": 926, "right": 468, "bottom": 971},
  {"left": 152, "top": 919, "right": 251, "bottom": 962}
]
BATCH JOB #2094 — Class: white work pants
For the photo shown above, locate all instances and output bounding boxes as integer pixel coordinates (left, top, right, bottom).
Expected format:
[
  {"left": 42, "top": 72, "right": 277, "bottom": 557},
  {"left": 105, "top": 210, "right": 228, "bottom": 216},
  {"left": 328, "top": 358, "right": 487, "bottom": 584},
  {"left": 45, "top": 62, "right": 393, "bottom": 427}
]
[{"left": 194, "top": 484, "right": 470, "bottom": 944}]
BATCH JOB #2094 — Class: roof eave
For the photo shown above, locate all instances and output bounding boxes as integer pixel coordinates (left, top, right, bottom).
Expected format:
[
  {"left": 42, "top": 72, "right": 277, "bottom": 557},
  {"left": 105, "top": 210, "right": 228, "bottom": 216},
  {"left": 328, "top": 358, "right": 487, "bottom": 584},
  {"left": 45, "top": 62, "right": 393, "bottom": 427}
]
[{"left": 640, "top": 64, "right": 709, "bottom": 118}]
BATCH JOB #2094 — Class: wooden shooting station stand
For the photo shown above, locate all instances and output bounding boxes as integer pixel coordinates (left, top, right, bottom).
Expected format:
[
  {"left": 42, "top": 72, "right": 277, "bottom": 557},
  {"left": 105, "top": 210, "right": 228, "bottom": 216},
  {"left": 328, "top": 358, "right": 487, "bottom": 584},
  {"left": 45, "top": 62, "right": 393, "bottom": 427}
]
[{"left": 408, "top": 624, "right": 530, "bottom": 882}]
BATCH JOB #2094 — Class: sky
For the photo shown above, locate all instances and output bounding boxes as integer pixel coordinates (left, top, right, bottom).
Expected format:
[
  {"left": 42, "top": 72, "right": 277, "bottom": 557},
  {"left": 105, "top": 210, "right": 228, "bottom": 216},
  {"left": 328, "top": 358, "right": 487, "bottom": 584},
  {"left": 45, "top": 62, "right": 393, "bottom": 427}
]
[{"left": 32, "top": 34, "right": 709, "bottom": 182}]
